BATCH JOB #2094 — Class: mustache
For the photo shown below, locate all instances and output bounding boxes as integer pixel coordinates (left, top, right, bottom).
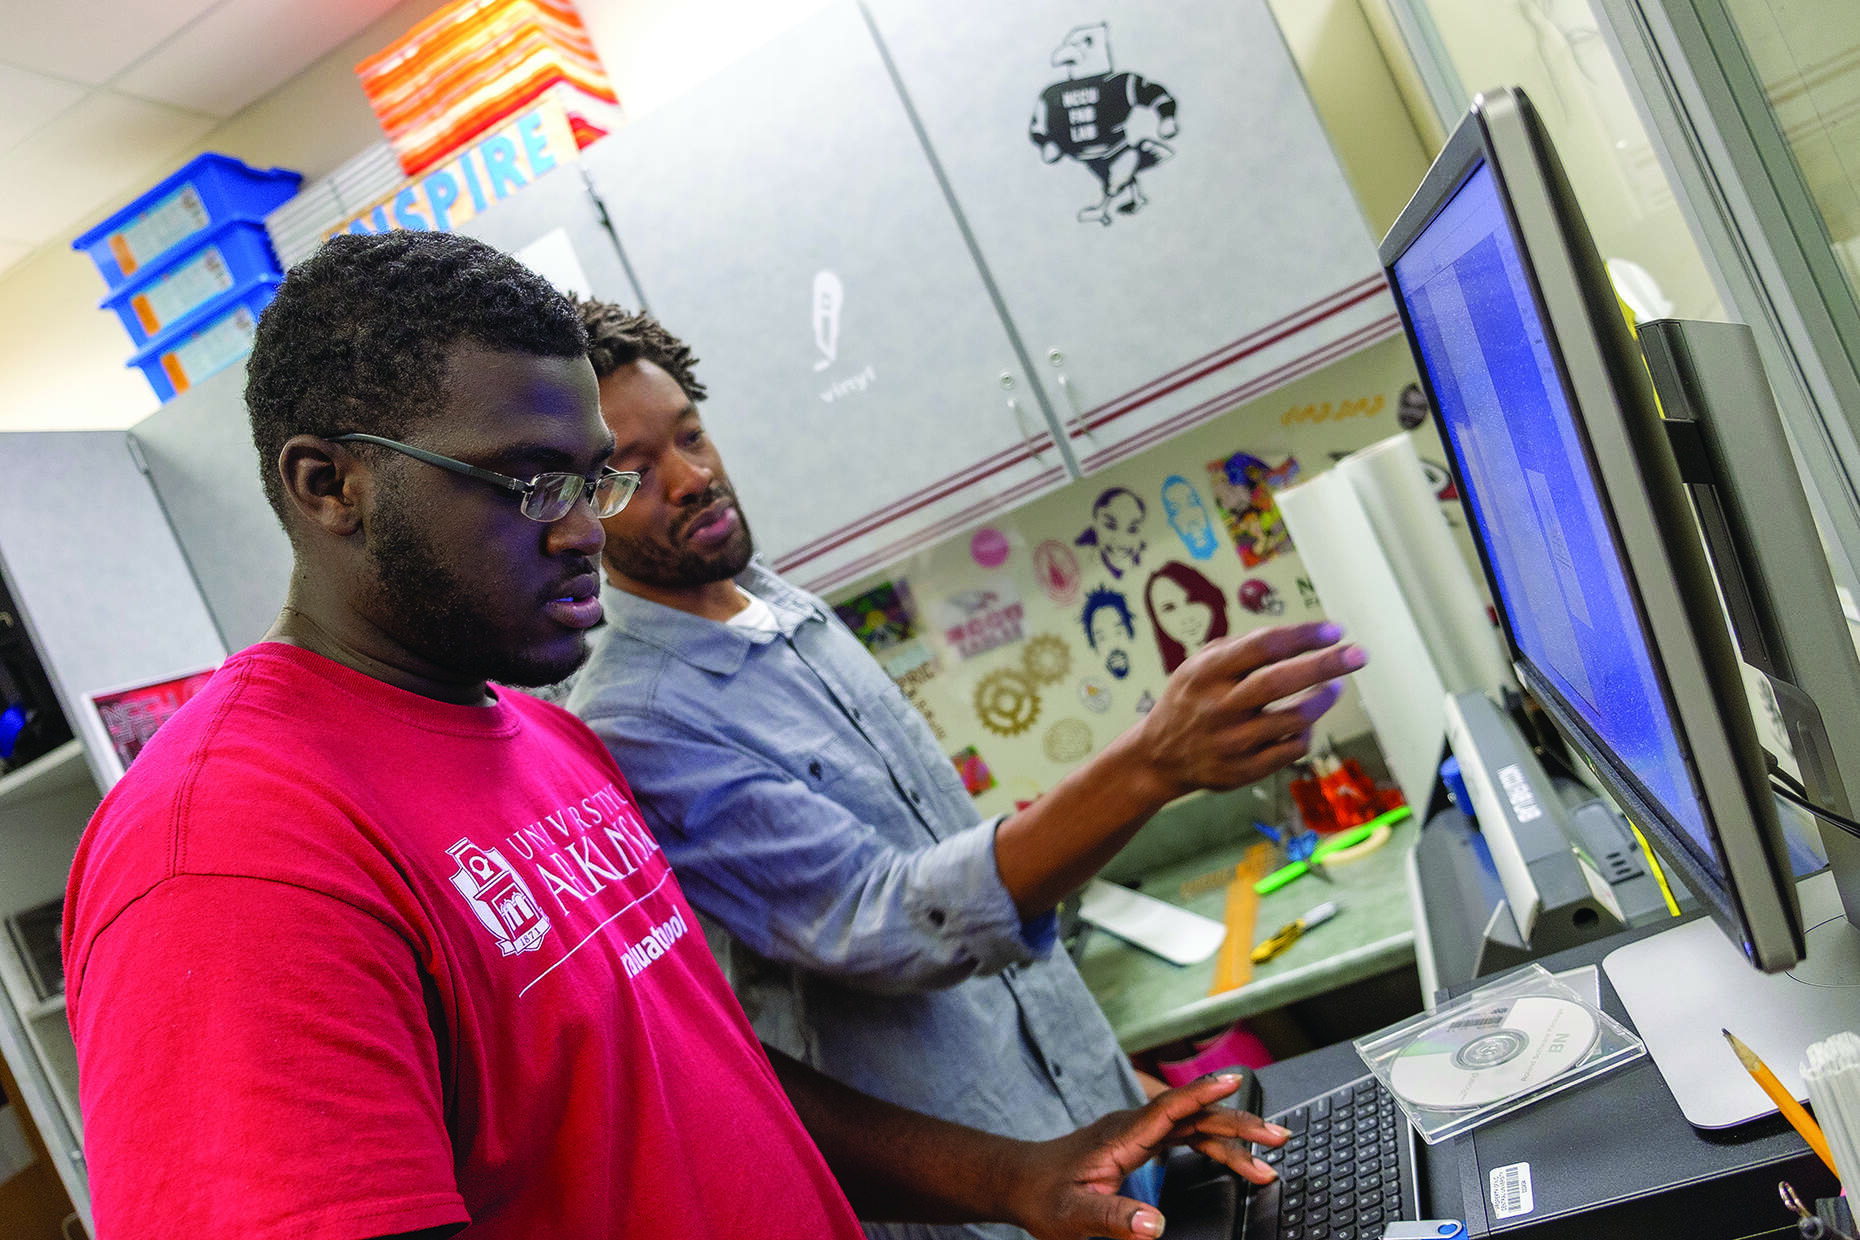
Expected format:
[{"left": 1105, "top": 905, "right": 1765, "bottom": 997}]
[{"left": 672, "top": 484, "right": 736, "bottom": 537}]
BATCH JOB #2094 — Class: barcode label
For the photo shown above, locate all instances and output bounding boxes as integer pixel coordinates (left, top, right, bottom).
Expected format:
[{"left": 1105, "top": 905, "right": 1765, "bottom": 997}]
[
  {"left": 1497, "top": 763, "right": 1542, "bottom": 822},
  {"left": 1446, "top": 1005, "right": 1507, "bottom": 1031},
  {"left": 1490, "top": 1162, "right": 1534, "bottom": 1219}
]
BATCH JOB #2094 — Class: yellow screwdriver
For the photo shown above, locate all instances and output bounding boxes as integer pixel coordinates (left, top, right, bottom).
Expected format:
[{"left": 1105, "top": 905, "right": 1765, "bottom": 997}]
[{"left": 1250, "top": 901, "right": 1340, "bottom": 964}]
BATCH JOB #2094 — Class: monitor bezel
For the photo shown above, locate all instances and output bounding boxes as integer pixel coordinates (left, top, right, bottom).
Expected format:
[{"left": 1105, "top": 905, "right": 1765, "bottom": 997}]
[{"left": 1379, "top": 86, "right": 1804, "bottom": 970}]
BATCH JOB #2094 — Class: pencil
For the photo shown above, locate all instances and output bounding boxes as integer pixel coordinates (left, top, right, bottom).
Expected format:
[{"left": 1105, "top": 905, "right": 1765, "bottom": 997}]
[{"left": 1723, "top": 1028, "right": 1838, "bottom": 1176}]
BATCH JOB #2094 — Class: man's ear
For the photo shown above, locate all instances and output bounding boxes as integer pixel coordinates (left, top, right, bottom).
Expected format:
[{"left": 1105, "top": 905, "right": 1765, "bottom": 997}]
[{"left": 277, "top": 435, "right": 368, "bottom": 537}]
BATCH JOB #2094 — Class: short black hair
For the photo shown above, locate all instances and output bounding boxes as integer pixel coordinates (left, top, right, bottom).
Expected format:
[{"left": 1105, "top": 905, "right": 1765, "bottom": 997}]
[
  {"left": 574, "top": 297, "right": 708, "bottom": 401},
  {"left": 245, "top": 230, "right": 588, "bottom": 522}
]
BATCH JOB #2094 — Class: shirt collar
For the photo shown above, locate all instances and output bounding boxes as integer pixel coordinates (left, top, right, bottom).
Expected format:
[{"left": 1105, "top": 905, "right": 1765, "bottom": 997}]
[{"left": 599, "top": 558, "right": 827, "bottom": 676}]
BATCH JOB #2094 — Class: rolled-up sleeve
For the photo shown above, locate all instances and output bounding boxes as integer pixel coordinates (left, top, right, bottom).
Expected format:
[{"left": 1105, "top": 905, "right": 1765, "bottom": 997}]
[{"left": 580, "top": 707, "right": 1054, "bottom": 993}]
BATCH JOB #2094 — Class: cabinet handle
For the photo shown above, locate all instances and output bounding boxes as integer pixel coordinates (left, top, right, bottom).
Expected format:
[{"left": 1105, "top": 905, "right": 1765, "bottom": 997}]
[
  {"left": 1007, "top": 397, "right": 1051, "bottom": 467},
  {"left": 1056, "top": 373, "right": 1098, "bottom": 444}
]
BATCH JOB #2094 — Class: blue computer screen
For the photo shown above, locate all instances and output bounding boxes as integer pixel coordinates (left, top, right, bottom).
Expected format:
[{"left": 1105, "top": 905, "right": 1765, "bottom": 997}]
[{"left": 1390, "top": 162, "right": 1718, "bottom": 874}]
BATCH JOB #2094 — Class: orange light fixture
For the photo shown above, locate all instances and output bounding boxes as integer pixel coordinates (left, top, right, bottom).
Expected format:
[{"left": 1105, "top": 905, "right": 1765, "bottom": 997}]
[{"left": 358, "top": 0, "right": 620, "bottom": 178}]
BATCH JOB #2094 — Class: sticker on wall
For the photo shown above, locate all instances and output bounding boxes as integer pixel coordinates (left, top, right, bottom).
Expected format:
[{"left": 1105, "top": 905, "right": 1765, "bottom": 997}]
[
  {"left": 1078, "top": 676, "right": 1112, "bottom": 713},
  {"left": 1044, "top": 718, "right": 1094, "bottom": 764},
  {"left": 1295, "top": 576, "right": 1322, "bottom": 612},
  {"left": 1419, "top": 457, "right": 1459, "bottom": 502},
  {"left": 1029, "top": 23, "right": 1179, "bottom": 227},
  {"left": 1075, "top": 486, "right": 1148, "bottom": 579},
  {"left": 1161, "top": 475, "right": 1218, "bottom": 560},
  {"left": 1279, "top": 394, "right": 1384, "bottom": 427},
  {"left": 1021, "top": 633, "right": 1072, "bottom": 685},
  {"left": 1033, "top": 539, "right": 1083, "bottom": 606},
  {"left": 937, "top": 584, "right": 1026, "bottom": 660},
  {"left": 970, "top": 526, "right": 1012, "bottom": 570},
  {"left": 951, "top": 745, "right": 997, "bottom": 797},
  {"left": 1397, "top": 381, "right": 1431, "bottom": 430},
  {"left": 1145, "top": 561, "right": 1232, "bottom": 673},
  {"left": 1136, "top": 690, "right": 1156, "bottom": 715},
  {"left": 1080, "top": 585, "right": 1137, "bottom": 680},
  {"left": 1238, "top": 578, "right": 1284, "bottom": 616},
  {"left": 894, "top": 661, "right": 948, "bottom": 741},
  {"left": 1208, "top": 452, "right": 1299, "bottom": 567},
  {"left": 974, "top": 667, "right": 1042, "bottom": 737},
  {"left": 835, "top": 581, "right": 936, "bottom": 679}
]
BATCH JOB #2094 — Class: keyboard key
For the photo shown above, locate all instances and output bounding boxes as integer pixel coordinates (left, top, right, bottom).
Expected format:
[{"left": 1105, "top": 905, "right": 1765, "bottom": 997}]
[
  {"left": 1282, "top": 1228, "right": 1303, "bottom": 1240},
  {"left": 1329, "top": 1225, "right": 1356, "bottom": 1240},
  {"left": 1313, "top": 1096, "right": 1332, "bottom": 1119},
  {"left": 1283, "top": 1110, "right": 1309, "bottom": 1133}
]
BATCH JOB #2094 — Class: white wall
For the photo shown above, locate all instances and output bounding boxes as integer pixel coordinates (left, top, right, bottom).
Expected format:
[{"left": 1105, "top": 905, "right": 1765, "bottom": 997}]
[{"left": 0, "top": 0, "right": 1427, "bottom": 433}]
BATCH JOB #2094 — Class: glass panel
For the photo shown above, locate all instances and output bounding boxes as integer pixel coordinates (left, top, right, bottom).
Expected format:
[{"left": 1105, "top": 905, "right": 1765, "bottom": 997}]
[
  {"left": 1405, "top": 0, "right": 1725, "bottom": 323},
  {"left": 1718, "top": 0, "right": 1860, "bottom": 328}
]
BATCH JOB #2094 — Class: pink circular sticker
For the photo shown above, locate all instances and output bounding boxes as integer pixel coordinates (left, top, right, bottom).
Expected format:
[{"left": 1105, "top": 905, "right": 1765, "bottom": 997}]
[{"left": 970, "top": 527, "right": 1011, "bottom": 569}]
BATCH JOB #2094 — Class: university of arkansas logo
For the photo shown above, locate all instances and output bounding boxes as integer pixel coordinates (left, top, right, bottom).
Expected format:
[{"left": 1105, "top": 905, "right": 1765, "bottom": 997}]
[{"left": 448, "top": 837, "right": 550, "bottom": 955}]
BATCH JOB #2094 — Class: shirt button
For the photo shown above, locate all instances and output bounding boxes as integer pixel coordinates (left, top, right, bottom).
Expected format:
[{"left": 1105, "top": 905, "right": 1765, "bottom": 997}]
[
  {"left": 928, "top": 908, "right": 946, "bottom": 927},
  {"left": 908, "top": 788, "right": 922, "bottom": 804},
  {"left": 1050, "top": 1061, "right": 1064, "bottom": 1078},
  {"left": 851, "top": 707, "right": 862, "bottom": 721}
]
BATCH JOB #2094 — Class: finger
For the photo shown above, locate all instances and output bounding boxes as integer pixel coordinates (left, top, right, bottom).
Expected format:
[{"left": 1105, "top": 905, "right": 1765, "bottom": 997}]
[
  {"left": 1187, "top": 1134, "right": 1280, "bottom": 1185},
  {"left": 1194, "top": 621, "right": 1346, "bottom": 680},
  {"left": 1231, "top": 642, "right": 1365, "bottom": 712},
  {"left": 1113, "top": 1075, "right": 1247, "bottom": 1157},
  {"left": 1057, "top": 1190, "right": 1168, "bottom": 1240}
]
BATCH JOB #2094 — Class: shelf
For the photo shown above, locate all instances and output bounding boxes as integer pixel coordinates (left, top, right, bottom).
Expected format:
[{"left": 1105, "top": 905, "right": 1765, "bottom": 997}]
[{"left": 0, "top": 740, "right": 90, "bottom": 805}]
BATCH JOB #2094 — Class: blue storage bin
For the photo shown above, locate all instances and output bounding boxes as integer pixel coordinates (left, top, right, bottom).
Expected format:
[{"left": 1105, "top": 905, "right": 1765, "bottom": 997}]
[
  {"left": 99, "top": 220, "right": 283, "bottom": 347},
  {"left": 128, "top": 275, "right": 282, "bottom": 402},
  {"left": 72, "top": 153, "right": 301, "bottom": 290}
]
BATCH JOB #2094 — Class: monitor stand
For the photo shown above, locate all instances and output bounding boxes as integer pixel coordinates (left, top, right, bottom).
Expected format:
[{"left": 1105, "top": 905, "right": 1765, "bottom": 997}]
[{"left": 1602, "top": 868, "right": 1860, "bottom": 1129}]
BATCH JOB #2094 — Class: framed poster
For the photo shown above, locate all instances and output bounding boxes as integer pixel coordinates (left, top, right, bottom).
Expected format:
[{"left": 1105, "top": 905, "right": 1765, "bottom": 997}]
[{"left": 84, "top": 664, "right": 219, "bottom": 783}]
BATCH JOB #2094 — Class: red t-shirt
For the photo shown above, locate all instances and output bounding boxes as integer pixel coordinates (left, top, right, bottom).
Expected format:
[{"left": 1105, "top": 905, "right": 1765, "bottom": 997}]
[{"left": 65, "top": 643, "right": 864, "bottom": 1240}]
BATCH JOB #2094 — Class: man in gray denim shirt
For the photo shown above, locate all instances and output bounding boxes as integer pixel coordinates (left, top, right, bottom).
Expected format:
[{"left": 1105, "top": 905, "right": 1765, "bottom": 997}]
[{"left": 565, "top": 302, "right": 1363, "bottom": 1239}]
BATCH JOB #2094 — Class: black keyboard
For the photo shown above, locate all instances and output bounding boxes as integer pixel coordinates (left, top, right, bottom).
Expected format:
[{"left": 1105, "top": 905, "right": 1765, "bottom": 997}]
[{"left": 1241, "top": 1074, "right": 1418, "bottom": 1240}]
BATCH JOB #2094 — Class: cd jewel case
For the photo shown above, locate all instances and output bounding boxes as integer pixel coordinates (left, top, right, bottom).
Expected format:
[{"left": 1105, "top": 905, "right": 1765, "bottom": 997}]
[{"left": 1354, "top": 964, "right": 1646, "bottom": 1143}]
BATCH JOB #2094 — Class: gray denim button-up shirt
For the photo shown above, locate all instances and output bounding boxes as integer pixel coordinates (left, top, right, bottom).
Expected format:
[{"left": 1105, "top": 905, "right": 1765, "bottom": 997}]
[{"left": 566, "top": 562, "right": 1144, "bottom": 1240}]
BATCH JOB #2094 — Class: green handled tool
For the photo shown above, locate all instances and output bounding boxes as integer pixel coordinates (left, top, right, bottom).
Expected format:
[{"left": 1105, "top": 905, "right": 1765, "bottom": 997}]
[{"left": 1253, "top": 806, "right": 1413, "bottom": 895}]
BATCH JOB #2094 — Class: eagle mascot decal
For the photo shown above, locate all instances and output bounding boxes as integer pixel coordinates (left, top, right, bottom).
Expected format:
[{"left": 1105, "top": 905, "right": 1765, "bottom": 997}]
[{"left": 1029, "top": 23, "right": 1179, "bottom": 226}]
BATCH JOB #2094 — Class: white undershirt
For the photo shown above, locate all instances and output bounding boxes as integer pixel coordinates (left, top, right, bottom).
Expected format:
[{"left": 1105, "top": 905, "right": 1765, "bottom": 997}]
[{"left": 725, "top": 589, "right": 782, "bottom": 643}]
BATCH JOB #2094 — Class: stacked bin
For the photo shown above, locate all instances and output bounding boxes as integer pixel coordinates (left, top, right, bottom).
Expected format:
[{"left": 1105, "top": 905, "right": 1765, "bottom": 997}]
[{"left": 72, "top": 153, "right": 302, "bottom": 402}]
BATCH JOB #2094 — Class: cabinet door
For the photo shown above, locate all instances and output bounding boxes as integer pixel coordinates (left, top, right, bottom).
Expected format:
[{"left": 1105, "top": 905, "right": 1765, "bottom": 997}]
[
  {"left": 130, "top": 361, "right": 291, "bottom": 652},
  {"left": 0, "top": 431, "right": 225, "bottom": 792},
  {"left": 457, "top": 163, "right": 645, "bottom": 308},
  {"left": 581, "top": 2, "right": 1067, "bottom": 595},
  {"left": 863, "top": 0, "right": 1399, "bottom": 473}
]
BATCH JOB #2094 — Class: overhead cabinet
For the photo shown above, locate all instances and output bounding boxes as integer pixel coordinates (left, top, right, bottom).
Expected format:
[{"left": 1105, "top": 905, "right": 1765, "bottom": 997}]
[
  {"left": 861, "top": 0, "right": 1397, "bottom": 476},
  {"left": 580, "top": 3, "right": 1073, "bottom": 596},
  {"left": 584, "top": 0, "right": 1395, "bottom": 592}
]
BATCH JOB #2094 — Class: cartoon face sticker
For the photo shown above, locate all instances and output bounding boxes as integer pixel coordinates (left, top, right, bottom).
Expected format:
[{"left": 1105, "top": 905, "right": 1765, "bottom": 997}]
[
  {"left": 1397, "top": 381, "right": 1431, "bottom": 431},
  {"left": 1081, "top": 586, "right": 1134, "bottom": 650},
  {"left": 1161, "top": 475, "right": 1218, "bottom": 560},
  {"left": 1081, "top": 586, "right": 1135, "bottom": 680},
  {"left": 1145, "top": 561, "right": 1231, "bottom": 672},
  {"left": 1075, "top": 487, "right": 1147, "bottom": 579},
  {"left": 1238, "top": 578, "right": 1284, "bottom": 616}
]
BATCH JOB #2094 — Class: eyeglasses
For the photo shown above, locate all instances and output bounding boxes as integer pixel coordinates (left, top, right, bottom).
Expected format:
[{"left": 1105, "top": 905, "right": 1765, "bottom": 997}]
[{"left": 330, "top": 433, "right": 639, "bottom": 523}]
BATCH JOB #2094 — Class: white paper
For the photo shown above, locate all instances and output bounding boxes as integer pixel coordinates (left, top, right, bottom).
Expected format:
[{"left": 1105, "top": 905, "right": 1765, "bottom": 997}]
[{"left": 1077, "top": 879, "right": 1226, "bottom": 966}]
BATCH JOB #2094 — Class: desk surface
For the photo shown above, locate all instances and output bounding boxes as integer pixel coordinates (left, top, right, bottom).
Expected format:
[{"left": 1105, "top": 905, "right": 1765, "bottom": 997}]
[{"left": 1076, "top": 825, "right": 1418, "bottom": 1052}]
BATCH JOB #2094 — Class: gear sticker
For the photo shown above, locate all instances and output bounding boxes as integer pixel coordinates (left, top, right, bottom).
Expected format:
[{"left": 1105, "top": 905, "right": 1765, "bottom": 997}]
[
  {"left": 974, "top": 668, "right": 1042, "bottom": 737},
  {"left": 1021, "top": 633, "right": 1071, "bottom": 685},
  {"left": 1044, "top": 719, "right": 1093, "bottom": 763}
]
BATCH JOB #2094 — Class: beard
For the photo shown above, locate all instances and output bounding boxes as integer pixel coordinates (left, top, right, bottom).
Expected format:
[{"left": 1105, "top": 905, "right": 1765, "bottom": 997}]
[
  {"left": 606, "top": 483, "right": 756, "bottom": 589},
  {"left": 364, "top": 495, "right": 593, "bottom": 689}
]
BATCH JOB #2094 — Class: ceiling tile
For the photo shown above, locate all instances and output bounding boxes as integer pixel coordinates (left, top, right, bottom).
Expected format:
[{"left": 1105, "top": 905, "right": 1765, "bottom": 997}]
[
  {"left": 0, "top": 64, "right": 89, "bottom": 154},
  {"left": 0, "top": 90, "right": 216, "bottom": 248},
  {"left": 114, "top": 0, "right": 408, "bottom": 118},
  {"left": 0, "top": 0, "right": 224, "bottom": 86}
]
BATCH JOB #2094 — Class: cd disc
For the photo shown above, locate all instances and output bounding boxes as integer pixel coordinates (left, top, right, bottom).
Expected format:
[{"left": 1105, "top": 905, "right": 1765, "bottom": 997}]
[{"left": 1388, "top": 996, "right": 1599, "bottom": 1110}]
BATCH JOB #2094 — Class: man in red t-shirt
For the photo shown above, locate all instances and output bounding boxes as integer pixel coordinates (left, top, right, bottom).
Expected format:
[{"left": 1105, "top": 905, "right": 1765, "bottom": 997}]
[{"left": 63, "top": 230, "right": 1282, "bottom": 1240}]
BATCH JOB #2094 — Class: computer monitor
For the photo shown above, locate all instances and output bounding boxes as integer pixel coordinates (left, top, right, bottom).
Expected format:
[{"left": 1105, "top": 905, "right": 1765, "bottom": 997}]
[{"left": 1379, "top": 86, "right": 1859, "bottom": 1127}]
